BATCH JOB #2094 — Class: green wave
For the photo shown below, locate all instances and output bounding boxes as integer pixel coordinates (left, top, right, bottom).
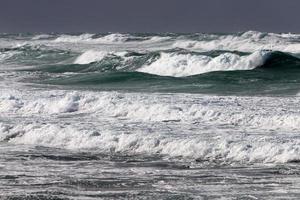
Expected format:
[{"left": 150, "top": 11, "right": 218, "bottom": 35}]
[
  {"left": 4, "top": 45, "right": 300, "bottom": 95},
  {"left": 42, "top": 52, "right": 300, "bottom": 95}
]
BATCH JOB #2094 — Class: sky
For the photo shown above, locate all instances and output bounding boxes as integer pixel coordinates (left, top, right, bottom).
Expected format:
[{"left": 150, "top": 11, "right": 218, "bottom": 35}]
[{"left": 0, "top": 0, "right": 299, "bottom": 33}]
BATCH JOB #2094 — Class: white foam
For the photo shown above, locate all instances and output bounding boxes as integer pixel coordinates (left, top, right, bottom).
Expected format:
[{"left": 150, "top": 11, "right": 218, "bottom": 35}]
[
  {"left": 1, "top": 89, "right": 300, "bottom": 163},
  {"left": 94, "top": 33, "right": 129, "bottom": 43},
  {"left": 52, "top": 33, "right": 171, "bottom": 45},
  {"left": 0, "top": 91, "right": 80, "bottom": 114},
  {"left": 1, "top": 122, "right": 299, "bottom": 164},
  {"left": 53, "top": 33, "right": 130, "bottom": 44},
  {"left": 173, "top": 31, "right": 300, "bottom": 53},
  {"left": 73, "top": 50, "right": 128, "bottom": 64},
  {"left": 31, "top": 34, "right": 52, "bottom": 40},
  {"left": 0, "top": 51, "right": 19, "bottom": 62},
  {"left": 137, "top": 51, "right": 270, "bottom": 77},
  {"left": 74, "top": 50, "right": 109, "bottom": 64},
  {"left": 1, "top": 89, "right": 300, "bottom": 129},
  {"left": 54, "top": 34, "right": 95, "bottom": 43},
  {"left": 94, "top": 34, "right": 171, "bottom": 43},
  {"left": 145, "top": 36, "right": 172, "bottom": 43},
  {"left": 271, "top": 32, "right": 300, "bottom": 39}
]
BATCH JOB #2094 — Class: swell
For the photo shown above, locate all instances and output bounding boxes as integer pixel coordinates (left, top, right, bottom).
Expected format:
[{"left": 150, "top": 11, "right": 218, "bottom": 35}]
[
  {"left": 2, "top": 44, "right": 300, "bottom": 95},
  {"left": 37, "top": 51, "right": 300, "bottom": 95},
  {"left": 15, "top": 48, "right": 299, "bottom": 74},
  {"left": 259, "top": 51, "right": 300, "bottom": 69}
]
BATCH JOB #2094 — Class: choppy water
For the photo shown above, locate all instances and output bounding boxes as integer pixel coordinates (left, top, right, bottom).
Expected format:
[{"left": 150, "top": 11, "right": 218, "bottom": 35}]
[{"left": 1, "top": 31, "right": 300, "bottom": 199}]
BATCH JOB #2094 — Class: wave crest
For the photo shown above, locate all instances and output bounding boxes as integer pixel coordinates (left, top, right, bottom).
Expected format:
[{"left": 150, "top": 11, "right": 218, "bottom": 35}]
[
  {"left": 54, "top": 33, "right": 95, "bottom": 43},
  {"left": 137, "top": 50, "right": 271, "bottom": 77},
  {"left": 173, "top": 31, "right": 300, "bottom": 53}
]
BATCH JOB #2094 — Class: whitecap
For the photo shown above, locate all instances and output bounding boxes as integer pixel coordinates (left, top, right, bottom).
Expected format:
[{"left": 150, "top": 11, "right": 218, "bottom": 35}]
[{"left": 137, "top": 50, "right": 271, "bottom": 77}]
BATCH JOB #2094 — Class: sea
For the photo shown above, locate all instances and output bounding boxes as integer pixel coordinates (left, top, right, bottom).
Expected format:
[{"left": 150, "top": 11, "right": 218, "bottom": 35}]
[{"left": 0, "top": 31, "right": 300, "bottom": 199}]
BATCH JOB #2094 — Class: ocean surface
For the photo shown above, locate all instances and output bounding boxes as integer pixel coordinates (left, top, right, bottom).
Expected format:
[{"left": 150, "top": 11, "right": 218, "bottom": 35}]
[{"left": 1, "top": 31, "right": 300, "bottom": 199}]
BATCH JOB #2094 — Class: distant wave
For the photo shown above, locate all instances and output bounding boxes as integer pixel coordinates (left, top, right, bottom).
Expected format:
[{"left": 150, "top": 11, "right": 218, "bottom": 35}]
[
  {"left": 53, "top": 33, "right": 95, "bottom": 43},
  {"left": 53, "top": 33, "right": 171, "bottom": 44},
  {"left": 0, "top": 45, "right": 75, "bottom": 66},
  {"left": 74, "top": 50, "right": 128, "bottom": 64},
  {"left": 1, "top": 31, "right": 300, "bottom": 53},
  {"left": 173, "top": 30, "right": 300, "bottom": 53},
  {"left": 31, "top": 34, "right": 53, "bottom": 40}
]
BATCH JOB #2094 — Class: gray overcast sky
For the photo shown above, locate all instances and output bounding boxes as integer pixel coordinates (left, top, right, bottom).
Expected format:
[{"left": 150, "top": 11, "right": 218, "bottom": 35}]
[{"left": 0, "top": 0, "right": 299, "bottom": 33}]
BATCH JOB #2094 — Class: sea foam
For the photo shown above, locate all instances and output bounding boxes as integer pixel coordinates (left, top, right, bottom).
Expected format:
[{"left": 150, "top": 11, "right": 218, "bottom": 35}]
[
  {"left": 137, "top": 50, "right": 271, "bottom": 77},
  {"left": 54, "top": 33, "right": 95, "bottom": 43},
  {"left": 73, "top": 50, "right": 272, "bottom": 77},
  {"left": 74, "top": 50, "right": 128, "bottom": 64},
  {"left": 1, "top": 89, "right": 300, "bottom": 163},
  {"left": 174, "top": 31, "right": 300, "bottom": 53},
  {"left": 1, "top": 121, "right": 299, "bottom": 164},
  {"left": 53, "top": 33, "right": 170, "bottom": 44},
  {"left": 1, "top": 89, "right": 300, "bottom": 129}
]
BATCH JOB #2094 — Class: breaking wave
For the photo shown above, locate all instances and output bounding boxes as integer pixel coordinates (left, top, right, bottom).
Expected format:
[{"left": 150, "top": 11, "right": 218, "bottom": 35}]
[
  {"left": 1, "top": 31, "right": 300, "bottom": 95},
  {"left": 1, "top": 90, "right": 300, "bottom": 127},
  {"left": 1, "top": 89, "right": 300, "bottom": 163},
  {"left": 53, "top": 33, "right": 95, "bottom": 43},
  {"left": 71, "top": 49, "right": 299, "bottom": 77},
  {"left": 1, "top": 122, "right": 300, "bottom": 164},
  {"left": 53, "top": 33, "right": 171, "bottom": 44},
  {"left": 2, "top": 31, "right": 300, "bottom": 176},
  {"left": 173, "top": 31, "right": 300, "bottom": 53},
  {"left": 137, "top": 50, "right": 272, "bottom": 77}
]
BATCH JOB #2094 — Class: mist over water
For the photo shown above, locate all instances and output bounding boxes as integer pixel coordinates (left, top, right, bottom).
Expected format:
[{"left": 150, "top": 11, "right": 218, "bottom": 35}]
[{"left": 1, "top": 31, "right": 300, "bottom": 199}]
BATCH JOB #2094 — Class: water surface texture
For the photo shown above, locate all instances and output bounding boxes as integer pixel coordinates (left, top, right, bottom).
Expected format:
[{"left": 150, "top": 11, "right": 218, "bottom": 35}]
[{"left": 1, "top": 31, "right": 300, "bottom": 199}]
